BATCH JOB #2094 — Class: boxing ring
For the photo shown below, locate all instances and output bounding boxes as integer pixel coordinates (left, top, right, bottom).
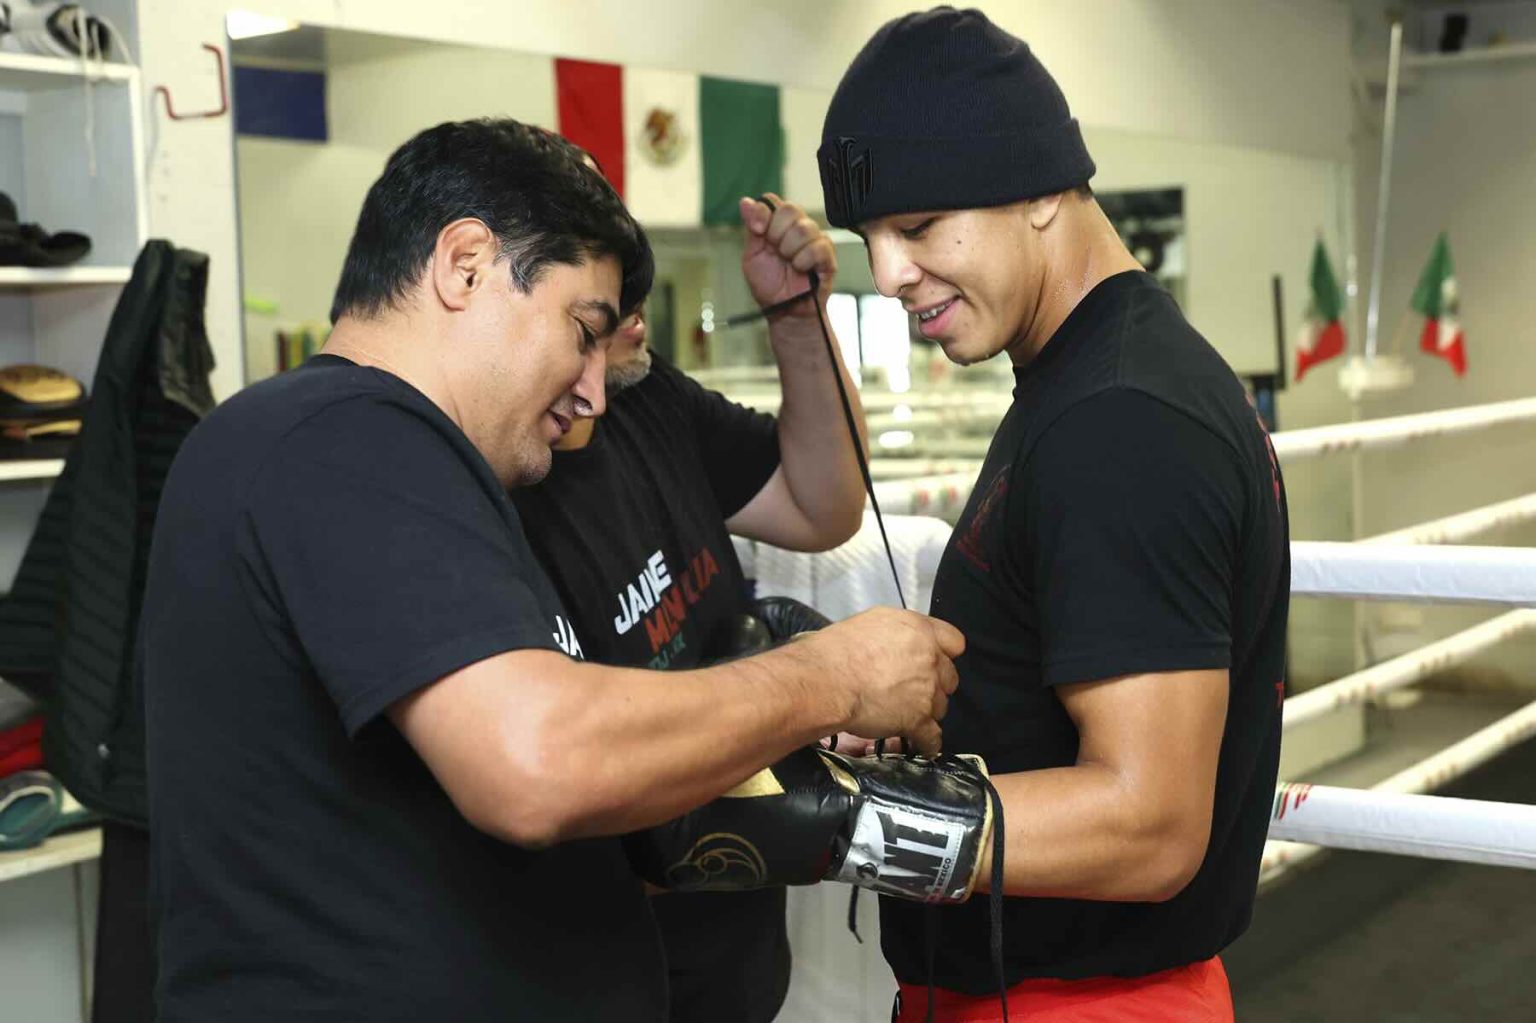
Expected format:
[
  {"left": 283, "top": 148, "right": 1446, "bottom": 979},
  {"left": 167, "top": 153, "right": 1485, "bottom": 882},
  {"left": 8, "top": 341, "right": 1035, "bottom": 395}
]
[
  {"left": 871, "top": 396, "right": 1536, "bottom": 521},
  {"left": 734, "top": 394, "right": 1536, "bottom": 1022}
]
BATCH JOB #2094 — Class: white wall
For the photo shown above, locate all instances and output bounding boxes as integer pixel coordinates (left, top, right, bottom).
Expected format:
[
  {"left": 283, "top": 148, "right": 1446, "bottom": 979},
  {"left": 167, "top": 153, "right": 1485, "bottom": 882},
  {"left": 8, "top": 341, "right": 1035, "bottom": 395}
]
[
  {"left": 236, "top": 39, "right": 565, "bottom": 380},
  {"left": 1085, "top": 126, "right": 1353, "bottom": 377},
  {"left": 235, "top": 138, "right": 376, "bottom": 379}
]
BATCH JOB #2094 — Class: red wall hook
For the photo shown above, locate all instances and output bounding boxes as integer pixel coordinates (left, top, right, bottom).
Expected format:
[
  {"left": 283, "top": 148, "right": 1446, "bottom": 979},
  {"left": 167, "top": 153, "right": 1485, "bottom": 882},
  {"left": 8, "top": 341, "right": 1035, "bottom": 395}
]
[{"left": 154, "top": 43, "right": 228, "bottom": 121}]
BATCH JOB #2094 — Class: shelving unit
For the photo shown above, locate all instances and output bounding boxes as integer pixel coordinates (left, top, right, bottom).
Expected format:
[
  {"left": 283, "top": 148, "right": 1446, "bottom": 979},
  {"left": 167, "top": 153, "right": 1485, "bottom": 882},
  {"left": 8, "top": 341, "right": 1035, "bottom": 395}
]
[
  {"left": 1406, "top": 40, "right": 1536, "bottom": 70},
  {"left": 0, "top": 51, "right": 136, "bottom": 90},
  {"left": 0, "top": 458, "right": 65, "bottom": 483},
  {"left": 0, "top": 44, "right": 147, "bottom": 385},
  {"left": 1363, "top": 40, "right": 1536, "bottom": 90},
  {"left": 0, "top": 828, "right": 102, "bottom": 886},
  {"left": 2, "top": 22, "right": 145, "bottom": 1023},
  {"left": 0, "top": 266, "right": 134, "bottom": 289}
]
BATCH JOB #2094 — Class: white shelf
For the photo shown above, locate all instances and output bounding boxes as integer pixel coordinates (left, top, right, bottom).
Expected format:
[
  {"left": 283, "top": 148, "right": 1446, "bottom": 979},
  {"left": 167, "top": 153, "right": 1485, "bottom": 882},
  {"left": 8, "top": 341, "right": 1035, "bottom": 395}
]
[
  {"left": 0, "top": 459, "right": 66, "bottom": 483},
  {"left": 1363, "top": 41, "right": 1536, "bottom": 89},
  {"left": 0, "top": 266, "right": 133, "bottom": 289},
  {"left": 1406, "top": 41, "right": 1536, "bottom": 70},
  {"left": 0, "top": 51, "right": 136, "bottom": 91},
  {"left": 0, "top": 827, "right": 101, "bottom": 885}
]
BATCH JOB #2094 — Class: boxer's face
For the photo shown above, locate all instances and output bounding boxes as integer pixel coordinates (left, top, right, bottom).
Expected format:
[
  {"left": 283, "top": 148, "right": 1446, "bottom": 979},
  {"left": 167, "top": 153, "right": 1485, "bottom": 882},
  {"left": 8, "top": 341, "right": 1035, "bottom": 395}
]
[
  {"left": 458, "top": 253, "right": 619, "bottom": 486},
  {"left": 859, "top": 202, "right": 1039, "bottom": 366},
  {"left": 605, "top": 309, "right": 653, "bottom": 393}
]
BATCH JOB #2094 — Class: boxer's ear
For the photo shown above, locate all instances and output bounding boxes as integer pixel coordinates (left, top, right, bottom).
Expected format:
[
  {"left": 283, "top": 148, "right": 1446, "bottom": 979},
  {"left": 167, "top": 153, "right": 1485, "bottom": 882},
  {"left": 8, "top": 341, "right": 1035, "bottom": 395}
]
[
  {"left": 1027, "top": 192, "right": 1066, "bottom": 231},
  {"left": 430, "top": 218, "right": 497, "bottom": 311}
]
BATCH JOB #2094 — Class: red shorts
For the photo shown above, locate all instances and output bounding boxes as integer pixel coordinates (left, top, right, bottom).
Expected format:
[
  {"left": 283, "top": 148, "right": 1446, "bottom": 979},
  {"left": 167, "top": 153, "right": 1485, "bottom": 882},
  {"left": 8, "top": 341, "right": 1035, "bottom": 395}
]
[{"left": 893, "top": 957, "right": 1234, "bottom": 1023}]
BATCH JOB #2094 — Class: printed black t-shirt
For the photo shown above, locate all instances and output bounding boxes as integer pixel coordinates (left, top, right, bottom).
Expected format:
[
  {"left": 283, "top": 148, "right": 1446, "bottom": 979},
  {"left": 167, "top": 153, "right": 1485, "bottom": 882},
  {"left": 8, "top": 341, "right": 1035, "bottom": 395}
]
[
  {"left": 512, "top": 354, "right": 787, "bottom": 1020},
  {"left": 513, "top": 355, "right": 780, "bottom": 669},
  {"left": 881, "top": 271, "right": 1290, "bottom": 989},
  {"left": 141, "top": 355, "right": 666, "bottom": 1021}
]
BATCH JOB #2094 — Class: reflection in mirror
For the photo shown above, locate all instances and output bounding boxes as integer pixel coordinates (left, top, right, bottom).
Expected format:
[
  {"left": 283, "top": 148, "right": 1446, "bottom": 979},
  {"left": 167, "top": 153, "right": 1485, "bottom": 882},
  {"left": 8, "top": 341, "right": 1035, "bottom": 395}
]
[{"left": 230, "top": 23, "right": 1349, "bottom": 507}]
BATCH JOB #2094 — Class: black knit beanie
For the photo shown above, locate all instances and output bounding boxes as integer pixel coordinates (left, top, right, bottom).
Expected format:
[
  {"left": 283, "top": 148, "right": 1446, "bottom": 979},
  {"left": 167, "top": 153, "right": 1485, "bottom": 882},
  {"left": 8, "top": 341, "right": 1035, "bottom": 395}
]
[{"left": 818, "top": 6, "right": 1095, "bottom": 228}]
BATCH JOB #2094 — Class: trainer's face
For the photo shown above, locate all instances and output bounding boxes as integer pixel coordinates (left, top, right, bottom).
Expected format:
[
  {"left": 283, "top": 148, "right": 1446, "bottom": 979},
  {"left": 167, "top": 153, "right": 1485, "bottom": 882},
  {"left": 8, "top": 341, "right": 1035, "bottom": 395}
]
[
  {"left": 463, "top": 254, "right": 618, "bottom": 487},
  {"left": 860, "top": 203, "right": 1039, "bottom": 366},
  {"left": 605, "top": 309, "right": 653, "bottom": 393}
]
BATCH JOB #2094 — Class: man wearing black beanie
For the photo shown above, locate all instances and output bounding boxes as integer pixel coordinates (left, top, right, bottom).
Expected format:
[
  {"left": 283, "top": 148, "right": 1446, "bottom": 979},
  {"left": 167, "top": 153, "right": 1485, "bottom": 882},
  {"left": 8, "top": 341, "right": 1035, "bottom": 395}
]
[{"left": 820, "top": 8, "right": 1288, "bottom": 1022}]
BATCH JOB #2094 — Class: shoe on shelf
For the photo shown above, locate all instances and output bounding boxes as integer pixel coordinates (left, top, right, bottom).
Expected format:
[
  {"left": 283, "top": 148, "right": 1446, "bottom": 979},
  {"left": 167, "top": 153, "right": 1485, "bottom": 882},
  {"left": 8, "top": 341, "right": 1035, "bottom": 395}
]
[{"left": 0, "top": 192, "right": 93, "bottom": 268}]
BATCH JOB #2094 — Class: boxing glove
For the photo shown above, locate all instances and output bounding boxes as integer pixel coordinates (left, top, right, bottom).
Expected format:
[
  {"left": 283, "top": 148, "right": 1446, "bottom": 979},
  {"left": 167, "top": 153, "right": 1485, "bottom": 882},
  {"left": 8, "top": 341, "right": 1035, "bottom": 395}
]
[
  {"left": 752, "top": 595, "right": 833, "bottom": 639},
  {"left": 624, "top": 746, "right": 994, "bottom": 904}
]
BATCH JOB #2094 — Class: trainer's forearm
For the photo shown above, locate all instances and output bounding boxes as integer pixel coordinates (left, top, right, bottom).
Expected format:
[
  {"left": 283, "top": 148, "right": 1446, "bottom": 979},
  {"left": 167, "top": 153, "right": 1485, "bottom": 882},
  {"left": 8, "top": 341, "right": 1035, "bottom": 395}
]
[
  {"left": 973, "top": 765, "right": 1211, "bottom": 903},
  {"left": 771, "top": 316, "right": 868, "bottom": 544},
  {"left": 545, "top": 641, "right": 850, "bottom": 840}
]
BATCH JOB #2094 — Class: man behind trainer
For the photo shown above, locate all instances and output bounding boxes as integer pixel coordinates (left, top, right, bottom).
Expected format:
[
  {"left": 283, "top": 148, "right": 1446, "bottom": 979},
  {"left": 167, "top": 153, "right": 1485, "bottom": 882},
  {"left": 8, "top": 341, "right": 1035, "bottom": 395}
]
[
  {"left": 513, "top": 189, "right": 859, "bottom": 1021},
  {"left": 139, "top": 118, "right": 963, "bottom": 1021},
  {"left": 819, "top": 10, "right": 1289, "bottom": 1021}
]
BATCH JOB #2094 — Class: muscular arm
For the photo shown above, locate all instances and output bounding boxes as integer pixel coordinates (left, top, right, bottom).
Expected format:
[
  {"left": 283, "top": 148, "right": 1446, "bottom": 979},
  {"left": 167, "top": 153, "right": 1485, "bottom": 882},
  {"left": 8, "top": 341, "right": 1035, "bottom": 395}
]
[
  {"left": 389, "top": 609, "right": 961, "bottom": 850},
  {"left": 726, "top": 195, "right": 867, "bottom": 551},
  {"left": 971, "top": 391, "right": 1244, "bottom": 901},
  {"left": 976, "top": 668, "right": 1228, "bottom": 902}
]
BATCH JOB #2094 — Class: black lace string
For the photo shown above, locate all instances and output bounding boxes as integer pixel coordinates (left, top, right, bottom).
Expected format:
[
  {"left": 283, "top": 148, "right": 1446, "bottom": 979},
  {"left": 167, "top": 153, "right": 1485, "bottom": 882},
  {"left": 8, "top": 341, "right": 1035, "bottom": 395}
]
[
  {"left": 721, "top": 196, "right": 906, "bottom": 608},
  {"left": 721, "top": 198, "right": 1006, "bottom": 1021}
]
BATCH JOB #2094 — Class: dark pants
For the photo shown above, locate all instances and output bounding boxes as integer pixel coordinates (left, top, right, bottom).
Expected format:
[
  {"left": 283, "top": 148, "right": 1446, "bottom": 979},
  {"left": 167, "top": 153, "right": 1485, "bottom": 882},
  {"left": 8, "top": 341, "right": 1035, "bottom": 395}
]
[
  {"left": 652, "top": 887, "right": 792, "bottom": 1023},
  {"left": 92, "top": 821, "right": 155, "bottom": 1023}
]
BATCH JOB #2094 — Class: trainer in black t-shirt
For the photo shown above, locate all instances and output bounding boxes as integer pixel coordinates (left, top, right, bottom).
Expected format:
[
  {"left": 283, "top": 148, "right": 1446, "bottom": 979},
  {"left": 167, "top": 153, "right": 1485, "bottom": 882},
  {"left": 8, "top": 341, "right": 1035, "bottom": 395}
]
[
  {"left": 141, "top": 355, "right": 666, "bottom": 1021},
  {"left": 512, "top": 353, "right": 787, "bottom": 1021},
  {"left": 882, "top": 271, "right": 1290, "bottom": 989}
]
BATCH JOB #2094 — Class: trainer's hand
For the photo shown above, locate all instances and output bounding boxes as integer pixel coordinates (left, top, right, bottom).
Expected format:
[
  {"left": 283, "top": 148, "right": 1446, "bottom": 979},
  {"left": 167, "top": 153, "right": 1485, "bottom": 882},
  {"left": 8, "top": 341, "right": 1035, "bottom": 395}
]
[
  {"left": 806, "top": 608, "right": 963, "bottom": 757},
  {"left": 739, "top": 193, "right": 837, "bottom": 317}
]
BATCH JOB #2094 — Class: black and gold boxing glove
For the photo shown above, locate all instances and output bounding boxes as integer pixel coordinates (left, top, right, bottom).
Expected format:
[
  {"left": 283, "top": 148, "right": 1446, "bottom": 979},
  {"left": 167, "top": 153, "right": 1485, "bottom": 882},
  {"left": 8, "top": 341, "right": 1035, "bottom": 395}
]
[
  {"left": 752, "top": 595, "right": 833, "bottom": 640},
  {"left": 624, "top": 747, "right": 993, "bottom": 904},
  {"left": 698, "top": 595, "right": 832, "bottom": 664}
]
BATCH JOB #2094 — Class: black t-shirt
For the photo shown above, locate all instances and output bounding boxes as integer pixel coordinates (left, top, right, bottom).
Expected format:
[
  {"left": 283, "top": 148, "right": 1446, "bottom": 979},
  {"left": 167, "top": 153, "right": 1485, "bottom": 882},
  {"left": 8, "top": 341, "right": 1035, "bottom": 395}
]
[
  {"left": 511, "top": 355, "right": 788, "bottom": 1020},
  {"left": 512, "top": 355, "right": 780, "bottom": 670},
  {"left": 141, "top": 355, "right": 666, "bottom": 1021},
  {"left": 882, "top": 271, "right": 1290, "bottom": 989}
]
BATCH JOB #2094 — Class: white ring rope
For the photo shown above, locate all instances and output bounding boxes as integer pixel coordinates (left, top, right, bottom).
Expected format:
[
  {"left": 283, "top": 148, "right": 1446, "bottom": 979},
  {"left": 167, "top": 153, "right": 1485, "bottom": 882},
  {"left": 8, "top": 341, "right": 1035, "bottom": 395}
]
[
  {"left": 1269, "top": 396, "right": 1536, "bottom": 461},
  {"left": 1283, "top": 610, "right": 1536, "bottom": 731},
  {"left": 865, "top": 397, "right": 1536, "bottom": 515},
  {"left": 872, "top": 472, "right": 976, "bottom": 518},
  {"left": 1290, "top": 542, "right": 1536, "bottom": 606},
  {"left": 1362, "top": 492, "right": 1536, "bottom": 546},
  {"left": 869, "top": 459, "right": 984, "bottom": 482},
  {"left": 1263, "top": 698, "right": 1536, "bottom": 883},
  {"left": 1375, "top": 699, "right": 1536, "bottom": 798},
  {"left": 1266, "top": 782, "right": 1536, "bottom": 870}
]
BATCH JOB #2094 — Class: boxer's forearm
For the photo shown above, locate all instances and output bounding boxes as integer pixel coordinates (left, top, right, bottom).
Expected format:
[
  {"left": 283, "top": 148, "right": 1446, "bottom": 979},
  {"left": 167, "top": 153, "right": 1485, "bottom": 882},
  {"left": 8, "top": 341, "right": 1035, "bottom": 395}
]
[
  {"left": 971, "top": 764, "right": 1212, "bottom": 903},
  {"left": 766, "top": 315, "right": 868, "bottom": 548}
]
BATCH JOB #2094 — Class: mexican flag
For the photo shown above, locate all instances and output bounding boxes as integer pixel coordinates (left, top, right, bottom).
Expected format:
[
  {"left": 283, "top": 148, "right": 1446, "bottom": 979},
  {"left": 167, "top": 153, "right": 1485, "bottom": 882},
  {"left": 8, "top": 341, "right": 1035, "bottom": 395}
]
[
  {"left": 1411, "top": 233, "right": 1467, "bottom": 376},
  {"left": 1295, "top": 240, "right": 1347, "bottom": 382},
  {"left": 554, "top": 60, "right": 792, "bottom": 227}
]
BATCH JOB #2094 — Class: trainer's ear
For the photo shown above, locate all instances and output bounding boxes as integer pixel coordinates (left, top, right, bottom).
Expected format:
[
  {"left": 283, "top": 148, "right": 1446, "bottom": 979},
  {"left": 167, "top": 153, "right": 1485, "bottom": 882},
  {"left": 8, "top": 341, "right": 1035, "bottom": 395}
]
[
  {"left": 430, "top": 218, "right": 498, "bottom": 312},
  {"left": 1027, "top": 192, "right": 1066, "bottom": 231}
]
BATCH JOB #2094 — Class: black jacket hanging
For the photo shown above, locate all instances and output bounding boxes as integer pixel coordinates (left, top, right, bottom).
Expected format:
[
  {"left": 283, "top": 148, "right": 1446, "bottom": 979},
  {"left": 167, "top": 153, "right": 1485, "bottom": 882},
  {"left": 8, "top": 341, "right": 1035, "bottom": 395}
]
[{"left": 0, "top": 240, "right": 215, "bottom": 825}]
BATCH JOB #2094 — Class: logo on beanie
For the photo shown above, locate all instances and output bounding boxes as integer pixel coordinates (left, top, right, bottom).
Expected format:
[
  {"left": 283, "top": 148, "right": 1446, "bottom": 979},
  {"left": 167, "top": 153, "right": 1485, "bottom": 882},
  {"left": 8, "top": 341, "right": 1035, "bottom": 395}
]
[{"left": 825, "top": 136, "right": 874, "bottom": 221}]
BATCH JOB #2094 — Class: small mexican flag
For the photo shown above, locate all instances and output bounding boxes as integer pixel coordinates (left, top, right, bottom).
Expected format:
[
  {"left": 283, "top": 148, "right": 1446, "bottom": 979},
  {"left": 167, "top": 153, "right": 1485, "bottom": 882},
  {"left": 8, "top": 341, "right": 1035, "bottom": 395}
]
[
  {"left": 1295, "top": 240, "right": 1347, "bottom": 382},
  {"left": 1411, "top": 233, "right": 1466, "bottom": 376}
]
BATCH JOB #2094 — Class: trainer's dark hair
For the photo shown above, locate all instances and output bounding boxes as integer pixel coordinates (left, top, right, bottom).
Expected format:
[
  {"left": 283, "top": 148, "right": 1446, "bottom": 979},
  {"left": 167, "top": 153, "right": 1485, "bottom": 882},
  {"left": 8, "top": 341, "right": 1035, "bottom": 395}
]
[{"left": 330, "top": 118, "right": 653, "bottom": 324}]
